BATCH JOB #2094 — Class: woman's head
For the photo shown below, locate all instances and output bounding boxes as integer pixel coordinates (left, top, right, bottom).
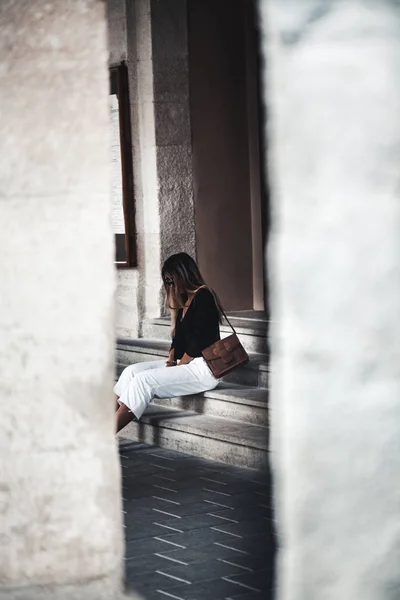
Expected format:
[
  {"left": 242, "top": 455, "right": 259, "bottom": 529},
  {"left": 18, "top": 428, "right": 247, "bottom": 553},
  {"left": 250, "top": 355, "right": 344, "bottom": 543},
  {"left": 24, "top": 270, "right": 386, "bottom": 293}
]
[{"left": 162, "top": 252, "right": 205, "bottom": 308}]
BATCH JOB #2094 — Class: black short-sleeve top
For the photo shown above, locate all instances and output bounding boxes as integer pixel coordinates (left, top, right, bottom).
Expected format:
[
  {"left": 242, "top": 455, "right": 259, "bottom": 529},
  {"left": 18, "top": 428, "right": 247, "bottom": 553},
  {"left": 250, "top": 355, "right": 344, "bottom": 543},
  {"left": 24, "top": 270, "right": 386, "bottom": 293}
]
[{"left": 170, "top": 288, "right": 221, "bottom": 360}]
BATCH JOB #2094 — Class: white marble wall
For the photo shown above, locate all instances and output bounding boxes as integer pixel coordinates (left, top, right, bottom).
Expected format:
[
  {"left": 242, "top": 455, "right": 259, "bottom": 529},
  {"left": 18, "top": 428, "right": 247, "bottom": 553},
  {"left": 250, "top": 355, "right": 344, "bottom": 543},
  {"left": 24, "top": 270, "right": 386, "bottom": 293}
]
[{"left": 260, "top": 1, "right": 400, "bottom": 599}]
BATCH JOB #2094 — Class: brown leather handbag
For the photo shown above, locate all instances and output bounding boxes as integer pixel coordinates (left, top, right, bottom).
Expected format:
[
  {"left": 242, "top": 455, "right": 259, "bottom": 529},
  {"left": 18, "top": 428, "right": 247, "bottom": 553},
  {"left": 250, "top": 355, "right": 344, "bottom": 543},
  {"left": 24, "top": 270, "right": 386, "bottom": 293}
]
[{"left": 202, "top": 297, "right": 249, "bottom": 378}]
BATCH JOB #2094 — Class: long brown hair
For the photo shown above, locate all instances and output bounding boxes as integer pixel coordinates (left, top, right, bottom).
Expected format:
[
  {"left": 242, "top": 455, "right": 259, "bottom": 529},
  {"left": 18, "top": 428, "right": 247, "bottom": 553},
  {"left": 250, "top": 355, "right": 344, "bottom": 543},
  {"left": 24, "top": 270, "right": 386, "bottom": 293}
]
[{"left": 161, "top": 253, "right": 223, "bottom": 326}]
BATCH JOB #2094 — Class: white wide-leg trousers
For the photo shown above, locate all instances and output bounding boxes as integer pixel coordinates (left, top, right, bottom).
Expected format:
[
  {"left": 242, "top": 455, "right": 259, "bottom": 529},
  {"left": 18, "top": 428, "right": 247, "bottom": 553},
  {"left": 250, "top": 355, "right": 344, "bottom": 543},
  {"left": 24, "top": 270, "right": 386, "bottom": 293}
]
[{"left": 114, "top": 357, "right": 219, "bottom": 420}]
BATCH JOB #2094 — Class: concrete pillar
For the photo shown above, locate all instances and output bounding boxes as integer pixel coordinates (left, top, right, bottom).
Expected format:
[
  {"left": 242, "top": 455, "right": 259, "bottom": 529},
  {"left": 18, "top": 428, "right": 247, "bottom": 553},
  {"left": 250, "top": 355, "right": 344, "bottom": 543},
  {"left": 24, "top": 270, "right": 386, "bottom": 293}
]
[
  {"left": 0, "top": 1, "right": 130, "bottom": 598},
  {"left": 108, "top": 0, "right": 195, "bottom": 331},
  {"left": 127, "top": 0, "right": 195, "bottom": 323},
  {"left": 108, "top": 0, "right": 128, "bottom": 66},
  {"left": 127, "top": 0, "right": 162, "bottom": 321},
  {"left": 107, "top": 0, "right": 141, "bottom": 339},
  {"left": 151, "top": 0, "right": 196, "bottom": 264},
  {"left": 260, "top": 1, "right": 400, "bottom": 599}
]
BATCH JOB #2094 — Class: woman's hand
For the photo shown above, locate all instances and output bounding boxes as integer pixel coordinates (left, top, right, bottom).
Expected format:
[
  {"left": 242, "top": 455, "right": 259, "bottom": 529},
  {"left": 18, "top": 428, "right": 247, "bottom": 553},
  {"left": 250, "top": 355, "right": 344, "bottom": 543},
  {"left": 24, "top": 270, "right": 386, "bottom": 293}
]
[
  {"left": 177, "top": 353, "right": 193, "bottom": 366},
  {"left": 166, "top": 349, "right": 176, "bottom": 367}
]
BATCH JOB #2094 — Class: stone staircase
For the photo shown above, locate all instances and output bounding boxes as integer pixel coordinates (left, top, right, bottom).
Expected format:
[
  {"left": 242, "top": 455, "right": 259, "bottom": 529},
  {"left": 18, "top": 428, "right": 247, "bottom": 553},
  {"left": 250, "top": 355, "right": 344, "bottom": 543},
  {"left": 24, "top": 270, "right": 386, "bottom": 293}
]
[{"left": 116, "top": 311, "right": 269, "bottom": 470}]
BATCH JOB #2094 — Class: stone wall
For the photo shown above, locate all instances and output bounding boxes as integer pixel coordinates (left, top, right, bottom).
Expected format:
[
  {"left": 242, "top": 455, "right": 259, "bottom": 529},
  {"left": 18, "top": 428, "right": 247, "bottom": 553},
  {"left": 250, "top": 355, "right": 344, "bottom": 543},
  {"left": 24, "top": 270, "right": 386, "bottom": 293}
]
[
  {"left": 108, "top": 0, "right": 195, "bottom": 334},
  {"left": 107, "top": 0, "right": 140, "bottom": 337},
  {"left": 260, "top": 1, "right": 400, "bottom": 599},
  {"left": 151, "top": 0, "right": 196, "bottom": 264},
  {"left": 0, "top": 0, "right": 127, "bottom": 598},
  {"left": 108, "top": 0, "right": 127, "bottom": 65}
]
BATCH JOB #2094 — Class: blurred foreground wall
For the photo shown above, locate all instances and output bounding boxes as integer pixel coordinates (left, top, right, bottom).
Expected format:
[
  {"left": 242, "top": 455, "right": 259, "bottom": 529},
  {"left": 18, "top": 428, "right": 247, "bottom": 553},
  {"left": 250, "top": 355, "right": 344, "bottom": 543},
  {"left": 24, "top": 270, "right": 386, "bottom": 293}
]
[
  {"left": 260, "top": 1, "right": 400, "bottom": 599},
  {"left": 0, "top": 1, "right": 130, "bottom": 598}
]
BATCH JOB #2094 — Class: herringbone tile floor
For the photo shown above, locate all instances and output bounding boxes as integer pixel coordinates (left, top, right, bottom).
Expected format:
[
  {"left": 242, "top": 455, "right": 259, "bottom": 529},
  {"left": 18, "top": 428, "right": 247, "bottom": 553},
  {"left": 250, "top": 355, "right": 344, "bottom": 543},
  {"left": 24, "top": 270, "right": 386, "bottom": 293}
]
[{"left": 120, "top": 440, "right": 275, "bottom": 600}]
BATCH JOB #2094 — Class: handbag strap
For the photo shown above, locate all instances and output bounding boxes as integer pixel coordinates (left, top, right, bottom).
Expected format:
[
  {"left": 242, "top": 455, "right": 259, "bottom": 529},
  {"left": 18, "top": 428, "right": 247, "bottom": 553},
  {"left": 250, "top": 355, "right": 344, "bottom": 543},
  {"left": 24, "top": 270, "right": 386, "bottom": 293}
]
[{"left": 193, "top": 285, "right": 237, "bottom": 335}]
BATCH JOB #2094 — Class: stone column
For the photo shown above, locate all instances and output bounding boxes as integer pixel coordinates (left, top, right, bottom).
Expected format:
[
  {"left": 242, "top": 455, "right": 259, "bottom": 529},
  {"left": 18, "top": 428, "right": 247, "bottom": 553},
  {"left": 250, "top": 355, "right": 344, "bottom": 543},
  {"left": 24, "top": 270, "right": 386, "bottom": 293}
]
[
  {"left": 151, "top": 0, "right": 196, "bottom": 264},
  {"left": 0, "top": 1, "right": 131, "bottom": 598},
  {"left": 260, "top": 1, "right": 400, "bottom": 599},
  {"left": 127, "top": 0, "right": 195, "bottom": 323},
  {"left": 127, "top": 0, "right": 162, "bottom": 322}
]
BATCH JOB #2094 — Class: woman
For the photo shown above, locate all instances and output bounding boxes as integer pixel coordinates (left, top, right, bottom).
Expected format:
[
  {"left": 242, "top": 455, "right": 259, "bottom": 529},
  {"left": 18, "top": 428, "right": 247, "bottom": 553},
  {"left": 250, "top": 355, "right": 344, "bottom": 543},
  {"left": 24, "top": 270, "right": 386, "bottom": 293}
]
[{"left": 114, "top": 252, "right": 222, "bottom": 433}]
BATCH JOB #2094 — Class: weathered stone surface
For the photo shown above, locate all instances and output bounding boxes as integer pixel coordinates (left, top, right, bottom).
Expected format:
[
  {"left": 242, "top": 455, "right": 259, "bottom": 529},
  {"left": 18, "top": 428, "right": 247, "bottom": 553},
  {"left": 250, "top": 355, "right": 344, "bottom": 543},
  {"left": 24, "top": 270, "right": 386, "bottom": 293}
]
[
  {"left": 153, "top": 58, "right": 190, "bottom": 103},
  {"left": 0, "top": 579, "right": 137, "bottom": 600},
  {"left": 157, "top": 144, "right": 196, "bottom": 262},
  {"left": 151, "top": 0, "right": 189, "bottom": 66},
  {"left": 0, "top": 0, "right": 127, "bottom": 596},
  {"left": 260, "top": 1, "right": 400, "bottom": 599},
  {"left": 118, "top": 0, "right": 195, "bottom": 326},
  {"left": 155, "top": 101, "right": 192, "bottom": 147},
  {"left": 116, "top": 269, "right": 140, "bottom": 338},
  {"left": 107, "top": 0, "right": 127, "bottom": 65}
]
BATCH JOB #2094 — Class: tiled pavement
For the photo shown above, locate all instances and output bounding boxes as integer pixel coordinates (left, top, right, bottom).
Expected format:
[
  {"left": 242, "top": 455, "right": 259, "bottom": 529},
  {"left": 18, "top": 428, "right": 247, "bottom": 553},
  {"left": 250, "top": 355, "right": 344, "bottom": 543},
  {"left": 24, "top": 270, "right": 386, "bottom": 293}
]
[{"left": 119, "top": 440, "right": 276, "bottom": 600}]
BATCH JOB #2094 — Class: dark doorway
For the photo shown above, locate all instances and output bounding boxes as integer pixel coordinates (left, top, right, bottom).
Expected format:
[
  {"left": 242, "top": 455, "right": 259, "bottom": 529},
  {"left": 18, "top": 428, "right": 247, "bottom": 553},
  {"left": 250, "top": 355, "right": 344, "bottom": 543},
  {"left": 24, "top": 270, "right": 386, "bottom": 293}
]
[{"left": 188, "top": 0, "right": 266, "bottom": 311}]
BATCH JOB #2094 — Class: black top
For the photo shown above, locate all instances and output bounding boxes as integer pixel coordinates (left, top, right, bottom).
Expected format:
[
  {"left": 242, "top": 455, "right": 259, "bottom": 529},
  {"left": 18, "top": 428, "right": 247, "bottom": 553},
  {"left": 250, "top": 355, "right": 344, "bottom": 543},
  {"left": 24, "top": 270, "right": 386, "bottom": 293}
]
[{"left": 170, "top": 288, "right": 220, "bottom": 360}]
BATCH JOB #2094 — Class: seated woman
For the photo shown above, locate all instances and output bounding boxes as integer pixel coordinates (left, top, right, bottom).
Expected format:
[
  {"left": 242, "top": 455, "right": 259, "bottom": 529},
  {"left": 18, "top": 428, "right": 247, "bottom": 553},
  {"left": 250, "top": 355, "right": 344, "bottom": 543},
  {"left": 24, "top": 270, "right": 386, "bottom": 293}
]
[{"left": 114, "top": 252, "right": 223, "bottom": 433}]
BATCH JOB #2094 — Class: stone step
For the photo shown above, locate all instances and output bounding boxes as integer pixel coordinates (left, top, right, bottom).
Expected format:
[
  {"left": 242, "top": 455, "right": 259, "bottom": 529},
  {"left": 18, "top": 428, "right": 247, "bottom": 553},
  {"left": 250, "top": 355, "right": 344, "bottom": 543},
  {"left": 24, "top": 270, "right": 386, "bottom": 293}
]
[
  {"left": 117, "top": 404, "right": 269, "bottom": 470},
  {"left": 115, "top": 367, "right": 268, "bottom": 426},
  {"left": 155, "top": 385, "right": 268, "bottom": 426},
  {"left": 226, "top": 310, "right": 267, "bottom": 322},
  {"left": 142, "top": 316, "right": 269, "bottom": 354},
  {"left": 116, "top": 338, "right": 269, "bottom": 388}
]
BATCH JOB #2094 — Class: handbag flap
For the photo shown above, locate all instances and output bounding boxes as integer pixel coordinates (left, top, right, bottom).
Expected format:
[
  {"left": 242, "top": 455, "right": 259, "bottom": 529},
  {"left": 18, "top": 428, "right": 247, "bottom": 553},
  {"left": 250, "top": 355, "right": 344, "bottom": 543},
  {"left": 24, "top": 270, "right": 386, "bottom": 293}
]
[
  {"left": 221, "top": 333, "right": 241, "bottom": 353},
  {"left": 202, "top": 333, "right": 242, "bottom": 361}
]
